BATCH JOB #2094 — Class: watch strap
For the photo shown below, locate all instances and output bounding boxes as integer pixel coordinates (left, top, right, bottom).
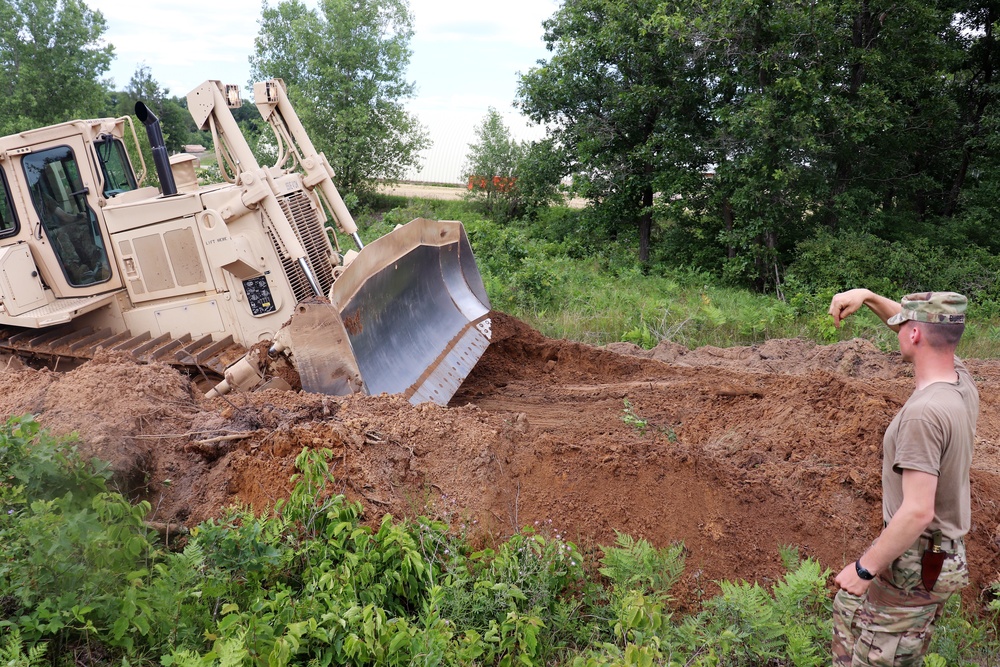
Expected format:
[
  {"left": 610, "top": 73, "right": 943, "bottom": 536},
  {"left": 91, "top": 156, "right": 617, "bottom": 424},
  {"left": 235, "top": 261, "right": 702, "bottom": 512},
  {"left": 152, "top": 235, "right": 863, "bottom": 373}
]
[{"left": 855, "top": 559, "right": 875, "bottom": 581}]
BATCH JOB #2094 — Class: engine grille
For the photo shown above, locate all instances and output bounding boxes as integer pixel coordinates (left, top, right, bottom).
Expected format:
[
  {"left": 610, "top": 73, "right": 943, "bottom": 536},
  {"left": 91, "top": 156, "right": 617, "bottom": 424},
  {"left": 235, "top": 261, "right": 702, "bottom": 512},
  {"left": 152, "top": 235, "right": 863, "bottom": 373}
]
[{"left": 265, "top": 190, "right": 336, "bottom": 302}]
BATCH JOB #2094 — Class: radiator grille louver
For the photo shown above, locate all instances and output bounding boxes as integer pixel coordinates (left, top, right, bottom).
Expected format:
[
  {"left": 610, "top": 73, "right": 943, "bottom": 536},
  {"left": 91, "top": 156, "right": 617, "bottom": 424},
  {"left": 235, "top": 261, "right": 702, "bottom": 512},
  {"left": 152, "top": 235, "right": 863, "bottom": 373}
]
[{"left": 265, "top": 190, "right": 335, "bottom": 302}]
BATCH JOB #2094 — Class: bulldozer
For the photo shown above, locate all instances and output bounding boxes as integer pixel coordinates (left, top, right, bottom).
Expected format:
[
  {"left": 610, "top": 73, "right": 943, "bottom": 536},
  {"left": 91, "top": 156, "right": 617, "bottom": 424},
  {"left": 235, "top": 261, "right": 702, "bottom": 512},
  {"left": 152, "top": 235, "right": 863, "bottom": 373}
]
[{"left": 0, "top": 79, "right": 492, "bottom": 405}]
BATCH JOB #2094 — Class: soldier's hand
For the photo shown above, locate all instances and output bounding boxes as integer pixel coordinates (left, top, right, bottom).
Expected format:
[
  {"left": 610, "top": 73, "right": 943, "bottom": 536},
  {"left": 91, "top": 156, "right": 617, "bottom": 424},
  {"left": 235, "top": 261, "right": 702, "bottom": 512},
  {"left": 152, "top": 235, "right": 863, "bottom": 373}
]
[
  {"left": 828, "top": 289, "right": 871, "bottom": 328},
  {"left": 834, "top": 561, "right": 872, "bottom": 597}
]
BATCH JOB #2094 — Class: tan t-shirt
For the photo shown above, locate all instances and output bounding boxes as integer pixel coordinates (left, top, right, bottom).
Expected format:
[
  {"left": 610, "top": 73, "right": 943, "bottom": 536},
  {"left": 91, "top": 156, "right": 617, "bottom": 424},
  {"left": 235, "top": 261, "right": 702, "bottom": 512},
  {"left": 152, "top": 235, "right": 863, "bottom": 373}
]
[{"left": 882, "top": 358, "right": 979, "bottom": 539}]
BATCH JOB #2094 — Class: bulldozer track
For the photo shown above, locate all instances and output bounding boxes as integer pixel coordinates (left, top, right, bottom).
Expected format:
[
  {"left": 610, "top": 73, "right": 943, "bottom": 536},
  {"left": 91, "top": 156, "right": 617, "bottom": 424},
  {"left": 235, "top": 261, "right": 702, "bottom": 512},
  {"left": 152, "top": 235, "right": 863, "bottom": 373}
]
[{"left": 0, "top": 325, "right": 246, "bottom": 380}]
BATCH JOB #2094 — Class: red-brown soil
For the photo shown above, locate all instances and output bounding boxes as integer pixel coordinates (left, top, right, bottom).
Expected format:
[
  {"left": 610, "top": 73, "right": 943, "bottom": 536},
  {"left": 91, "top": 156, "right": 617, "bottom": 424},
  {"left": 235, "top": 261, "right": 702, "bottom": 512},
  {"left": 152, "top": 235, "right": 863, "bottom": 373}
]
[{"left": 3, "top": 312, "right": 999, "bottom": 611}]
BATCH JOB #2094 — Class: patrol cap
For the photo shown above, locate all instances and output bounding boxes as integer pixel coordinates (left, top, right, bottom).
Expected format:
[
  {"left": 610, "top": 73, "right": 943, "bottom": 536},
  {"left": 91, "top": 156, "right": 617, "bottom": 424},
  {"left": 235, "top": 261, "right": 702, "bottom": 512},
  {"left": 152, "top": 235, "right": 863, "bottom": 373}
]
[{"left": 886, "top": 292, "right": 967, "bottom": 326}]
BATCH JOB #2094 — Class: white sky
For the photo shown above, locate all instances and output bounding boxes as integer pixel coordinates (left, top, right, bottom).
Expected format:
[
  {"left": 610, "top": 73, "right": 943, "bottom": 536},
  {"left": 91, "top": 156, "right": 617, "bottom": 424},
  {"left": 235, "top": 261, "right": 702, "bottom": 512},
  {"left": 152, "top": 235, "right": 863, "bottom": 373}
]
[{"left": 87, "top": 0, "right": 560, "bottom": 183}]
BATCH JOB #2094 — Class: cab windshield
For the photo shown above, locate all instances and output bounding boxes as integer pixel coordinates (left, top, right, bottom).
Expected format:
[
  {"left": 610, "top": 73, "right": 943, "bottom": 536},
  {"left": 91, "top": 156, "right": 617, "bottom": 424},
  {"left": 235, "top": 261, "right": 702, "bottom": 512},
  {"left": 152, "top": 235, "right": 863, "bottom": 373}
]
[{"left": 94, "top": 137, "right": 138, "bottom": 197}]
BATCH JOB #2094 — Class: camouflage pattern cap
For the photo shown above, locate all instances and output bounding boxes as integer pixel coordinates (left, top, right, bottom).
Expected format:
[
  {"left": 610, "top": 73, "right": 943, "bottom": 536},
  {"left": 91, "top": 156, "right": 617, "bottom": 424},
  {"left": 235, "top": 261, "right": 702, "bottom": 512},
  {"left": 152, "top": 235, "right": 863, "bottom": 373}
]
[{"left": 886, "top": 292, "right": 967, "bottom": 325}]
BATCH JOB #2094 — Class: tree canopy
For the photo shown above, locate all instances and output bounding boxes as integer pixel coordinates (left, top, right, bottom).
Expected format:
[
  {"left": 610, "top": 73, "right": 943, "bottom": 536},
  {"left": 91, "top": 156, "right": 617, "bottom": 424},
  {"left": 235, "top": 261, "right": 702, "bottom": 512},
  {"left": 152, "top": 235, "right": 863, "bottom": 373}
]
[
  {"left": 249, "top": 0, "right": 430, "bottom": 195},
  {"left": 0, "top": 0, "right": 114, "bottom": 136},
  {"left": 519, "top": 0, "right": 1000, "bottom": 291},
  {"left": 106, "top": 64, "right": 199, "bottom": 154}
]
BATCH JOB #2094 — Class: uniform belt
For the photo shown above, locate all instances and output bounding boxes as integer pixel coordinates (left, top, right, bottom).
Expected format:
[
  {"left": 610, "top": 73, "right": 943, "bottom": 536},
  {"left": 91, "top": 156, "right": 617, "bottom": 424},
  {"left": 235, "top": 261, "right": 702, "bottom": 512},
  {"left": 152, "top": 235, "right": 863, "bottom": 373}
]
[
  {"left": 911, "top": 533, "right": 962, "bottom": 553},
  {"left": 883, "top": 522, "right": 963, "bottom": 553}
]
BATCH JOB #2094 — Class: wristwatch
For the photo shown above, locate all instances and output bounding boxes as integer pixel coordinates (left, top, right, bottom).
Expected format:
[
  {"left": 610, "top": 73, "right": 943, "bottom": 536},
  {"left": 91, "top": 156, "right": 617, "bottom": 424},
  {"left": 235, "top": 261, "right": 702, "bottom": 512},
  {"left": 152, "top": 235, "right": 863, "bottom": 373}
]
[{"left": 855, "top": 559, "right": 875, "bottom": 581}]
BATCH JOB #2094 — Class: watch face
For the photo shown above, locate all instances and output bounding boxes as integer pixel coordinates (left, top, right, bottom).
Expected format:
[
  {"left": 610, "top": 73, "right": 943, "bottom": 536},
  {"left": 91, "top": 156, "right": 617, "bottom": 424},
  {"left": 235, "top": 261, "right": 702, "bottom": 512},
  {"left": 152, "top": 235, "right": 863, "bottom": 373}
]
[{"left": 855, "top": 560, "right": 875, "bottom": 580}]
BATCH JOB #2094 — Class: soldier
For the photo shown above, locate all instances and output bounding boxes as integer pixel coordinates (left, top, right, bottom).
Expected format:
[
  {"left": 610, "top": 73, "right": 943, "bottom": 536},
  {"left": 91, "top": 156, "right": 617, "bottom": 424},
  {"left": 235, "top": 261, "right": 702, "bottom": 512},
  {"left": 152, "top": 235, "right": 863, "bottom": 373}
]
[
  {"left": 827, "top": 289, "right": 978, "bottom": 666},
  {"left": 40, "top": 195, "right": 109, "bottom": 284}
]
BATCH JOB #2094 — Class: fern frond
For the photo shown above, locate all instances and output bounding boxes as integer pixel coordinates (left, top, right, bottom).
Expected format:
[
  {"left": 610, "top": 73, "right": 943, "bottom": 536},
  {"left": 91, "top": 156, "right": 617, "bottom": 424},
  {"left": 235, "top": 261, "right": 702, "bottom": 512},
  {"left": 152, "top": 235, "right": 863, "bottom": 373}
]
[
  {"left": 217, "top": 630, "right": 250, "bottom": 667},
  {"left": 773, "top": 558, "right": 831, "bottom": 618},
  {"left": 598, "top": 531, "right": 685, "bottom": 597},
  {"left": 0, "top": 630, "right": 48, "bottom": 667}
]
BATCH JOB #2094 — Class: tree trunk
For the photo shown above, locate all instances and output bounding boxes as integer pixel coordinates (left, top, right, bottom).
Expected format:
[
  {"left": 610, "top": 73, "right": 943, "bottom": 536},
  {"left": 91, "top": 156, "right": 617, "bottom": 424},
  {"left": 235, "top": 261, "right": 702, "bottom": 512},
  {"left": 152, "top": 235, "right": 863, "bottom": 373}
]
[
  {"left": 639, "top": 184, "right": 653, "bottom": 264},
  {"left": 827, "top": 0, "right": 882, "bottom": 226},
  {"left": 722, "top": 199, "right": 736, "bottom": 259}
]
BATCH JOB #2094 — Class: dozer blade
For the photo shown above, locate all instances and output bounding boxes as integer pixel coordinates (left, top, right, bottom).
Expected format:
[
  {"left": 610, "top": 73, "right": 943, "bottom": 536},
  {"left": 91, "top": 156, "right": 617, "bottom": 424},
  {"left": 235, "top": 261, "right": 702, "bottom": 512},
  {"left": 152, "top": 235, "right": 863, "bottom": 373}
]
[
  {"left": 288, "top": 299, "right": 365, "bottom": 396},
  {"left": 329, "top": 218, "right": 491, "bottom": 406}
]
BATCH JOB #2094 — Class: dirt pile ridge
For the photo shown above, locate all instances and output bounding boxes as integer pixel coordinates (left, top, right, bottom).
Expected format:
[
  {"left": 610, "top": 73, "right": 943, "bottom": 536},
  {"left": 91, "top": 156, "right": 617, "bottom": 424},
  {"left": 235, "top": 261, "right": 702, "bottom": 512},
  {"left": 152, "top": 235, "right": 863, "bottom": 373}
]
[{"left": 5, "top": 313, "right": 1000, "bottom": 610}]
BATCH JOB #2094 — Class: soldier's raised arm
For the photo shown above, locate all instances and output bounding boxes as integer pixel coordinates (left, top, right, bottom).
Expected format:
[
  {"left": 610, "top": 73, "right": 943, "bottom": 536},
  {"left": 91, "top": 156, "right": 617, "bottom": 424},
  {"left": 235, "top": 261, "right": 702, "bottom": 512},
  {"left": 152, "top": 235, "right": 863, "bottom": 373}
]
[{"left": 828, "top": 289, "right": 903, "bottom": 331}]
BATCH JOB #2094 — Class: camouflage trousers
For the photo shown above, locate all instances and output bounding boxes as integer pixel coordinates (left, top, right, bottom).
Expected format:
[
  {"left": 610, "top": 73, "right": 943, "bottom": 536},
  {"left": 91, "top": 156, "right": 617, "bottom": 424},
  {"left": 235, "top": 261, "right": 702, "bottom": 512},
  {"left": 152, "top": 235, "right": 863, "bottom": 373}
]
[{"left": 832, "top": 540, "right": 968, "bottom": 667}]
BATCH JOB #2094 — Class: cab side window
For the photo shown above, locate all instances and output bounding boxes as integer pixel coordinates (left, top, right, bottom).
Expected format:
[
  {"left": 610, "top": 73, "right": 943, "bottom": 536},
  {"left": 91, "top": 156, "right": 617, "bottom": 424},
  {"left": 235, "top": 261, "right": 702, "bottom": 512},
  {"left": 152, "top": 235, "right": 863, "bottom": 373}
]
[{"left": 0, "top": 169, "right": 18, "bottom": 237}]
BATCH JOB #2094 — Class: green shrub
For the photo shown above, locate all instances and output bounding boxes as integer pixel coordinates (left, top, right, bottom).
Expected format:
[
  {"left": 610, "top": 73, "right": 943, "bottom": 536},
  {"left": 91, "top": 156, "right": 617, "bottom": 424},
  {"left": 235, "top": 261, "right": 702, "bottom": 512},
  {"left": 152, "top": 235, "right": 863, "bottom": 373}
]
[
  {"left": 0, "top": 415, "right": 176, "bottom": 655},
  {"left": 0, "top": 630, "right": 47, "bottom": 667},
  {"left": 787, "top": 228, "right": 1000, "bottom": 315},
  {"left": 599, "top": 532, "right": 686, "bottom": 604},
  {"left": 433, "top": 525, "right": 594, "bottom": 664}
]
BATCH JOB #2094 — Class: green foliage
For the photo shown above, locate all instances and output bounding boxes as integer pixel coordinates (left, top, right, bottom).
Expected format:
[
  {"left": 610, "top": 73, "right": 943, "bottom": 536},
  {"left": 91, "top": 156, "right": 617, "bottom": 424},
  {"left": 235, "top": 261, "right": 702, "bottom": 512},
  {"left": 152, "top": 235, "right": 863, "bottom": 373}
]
[
  {"left": 925, "top": 594, "right": 1000, "bottom": 665},
  {"left": 0, "top": 0, "right": 114, "bottom": 136},
  {"left": 463, "top": 107, "right": 525, "bottom": 221},
  {"left": 0, "top": 414, "right": 108, "bottom": 502},
  {"left": 3, "top": 414, "right": 998, "bottom": 666},
  {"left": 354, "top": 196, "right": 1000, "bottom": 358},
  {"left": 158, "top": 448, "right": 442, "bottom": 667},
  {"left": 462, "top": 216, "right": 566, "bottom": 313},
  {"left": 788, "top": 228, "right": 1000, "bottom": 309},
  {"left": 514, "top": 0, "right": 1000, "bottom": 290},
  {"left": 518, "top": 0, "right": 706, "bottom": 264},
  {"left": 572, "top": 558, "right": 834, "bottom": 666},
  {"left": 922, "top": 654, "right": 947, "bottom": 667},
  {"left": 599, "top": 533, "right": 685, "bottom": 604},
  {"left": 701, "top": 559, "right": 829, "bottom": 665},
  {"left": 462, "top": 109, "right": 564, "bottom": 222},
  {"left": 250, "top": 0, "right": 430, "bottom": 196},
  {"left": 0, "top": 629, "right": 47, "bottom": 667},
  {"left": 430, "top": 524, "right": 592, "bottom": 665},
  {"left": 621, "top": 400, "right": 649, "bottom": 435},
  {"left": 0, "top": 415, "right": 180, "bottom": 655},
  {"left": 621, "top": 323, "right": 658, "bottom": 349}
]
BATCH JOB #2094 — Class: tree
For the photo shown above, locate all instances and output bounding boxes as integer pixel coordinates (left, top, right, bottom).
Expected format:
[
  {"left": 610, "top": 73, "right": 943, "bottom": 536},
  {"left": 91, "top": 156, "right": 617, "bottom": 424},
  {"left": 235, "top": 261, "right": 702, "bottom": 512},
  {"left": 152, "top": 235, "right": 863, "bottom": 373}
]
[
  {"left": 517, "top": 0, "right": 709, "bottom": 263},
  {"left": 653, "top": 0, "right": 1000, "bottom": 289},
  {"left": 463, "top": 108, "right": 564, "bottom": 221},
  {"left": 249, "top": 0, "right": 430, "bottom": 195},
  {"left": 109, "top": 64, "right": 194, "bottom": 153},
  {"left": 0, "top": 0, "right": 114, "bottom": 136},
  {"left": 522, "top": 0, "right": 1000, "bottom": 289}
]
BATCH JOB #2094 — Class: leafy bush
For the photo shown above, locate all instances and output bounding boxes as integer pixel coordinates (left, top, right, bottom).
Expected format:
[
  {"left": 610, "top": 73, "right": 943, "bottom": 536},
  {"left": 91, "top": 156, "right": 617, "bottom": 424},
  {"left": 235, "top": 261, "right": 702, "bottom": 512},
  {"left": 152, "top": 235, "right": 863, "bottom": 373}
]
[
  {"left": 787, "top": 228, "right": 1000, "bottom": 315},
  {"left": 431, "top": 525, "right": 593, "bottom": 665},
  {"left": 0, "top": 415, "right": 178, "bottom": 654},
  {"left": 572, "top": 557, "right": 832, "bottom": 667},
  {"left": 462, "top": 109, "right": 564, "bottom": 221},
  {"left": 463, "top": 218, "right": 566, "bottom": 312},
  {"left": 0, "top": 630, "right": 47, "bottom": 667}
]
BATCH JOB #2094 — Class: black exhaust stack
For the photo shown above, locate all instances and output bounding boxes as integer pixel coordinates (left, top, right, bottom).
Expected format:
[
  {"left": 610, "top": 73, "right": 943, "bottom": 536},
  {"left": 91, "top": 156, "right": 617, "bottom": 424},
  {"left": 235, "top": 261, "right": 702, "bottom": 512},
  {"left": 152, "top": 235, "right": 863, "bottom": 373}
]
[{"left": 135, "top": 101, "right": 178, "bottom": 197}]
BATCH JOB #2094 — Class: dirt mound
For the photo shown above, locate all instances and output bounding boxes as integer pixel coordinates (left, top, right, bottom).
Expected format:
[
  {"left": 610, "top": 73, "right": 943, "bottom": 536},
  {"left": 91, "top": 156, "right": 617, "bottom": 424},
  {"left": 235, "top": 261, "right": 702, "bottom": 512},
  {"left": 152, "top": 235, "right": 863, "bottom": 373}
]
[
  {"left": 7, "top": 312, "right": 1000, "bottom": 610},
  {"left": 606, "top": 335, "right": 908, "bottom": 380}
]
